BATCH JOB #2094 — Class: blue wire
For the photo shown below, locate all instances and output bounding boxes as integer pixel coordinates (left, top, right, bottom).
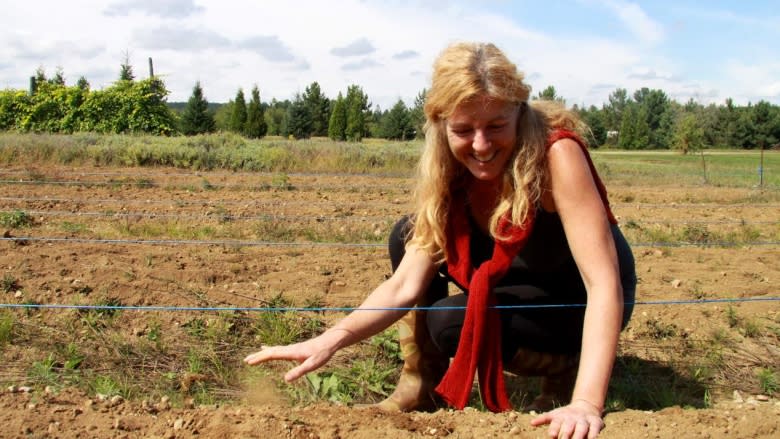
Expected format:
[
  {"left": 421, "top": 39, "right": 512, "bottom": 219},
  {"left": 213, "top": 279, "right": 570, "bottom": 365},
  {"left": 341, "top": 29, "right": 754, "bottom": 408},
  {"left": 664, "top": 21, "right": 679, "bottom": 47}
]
[{"left": 1, "top": 296, "right": 778, "bottom": 312}]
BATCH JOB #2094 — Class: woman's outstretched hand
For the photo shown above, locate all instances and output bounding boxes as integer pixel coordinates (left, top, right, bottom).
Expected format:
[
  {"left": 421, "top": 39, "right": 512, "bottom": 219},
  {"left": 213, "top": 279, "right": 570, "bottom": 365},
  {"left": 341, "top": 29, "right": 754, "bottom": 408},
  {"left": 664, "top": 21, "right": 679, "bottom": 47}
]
[
  {"left": 530, "top": 399, "right": 605, "bottom": 439},
  {"left": 244, "top": 330, "right": 348, "bottom": 382}
]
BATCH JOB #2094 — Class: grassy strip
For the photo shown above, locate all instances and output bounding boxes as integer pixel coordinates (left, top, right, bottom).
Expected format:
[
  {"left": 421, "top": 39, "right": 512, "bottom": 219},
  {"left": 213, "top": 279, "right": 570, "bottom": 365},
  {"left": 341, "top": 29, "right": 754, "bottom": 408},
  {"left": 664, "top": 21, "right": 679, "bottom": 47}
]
[{"left": 1, "top": 132, "right": 778, "bottom": 187}]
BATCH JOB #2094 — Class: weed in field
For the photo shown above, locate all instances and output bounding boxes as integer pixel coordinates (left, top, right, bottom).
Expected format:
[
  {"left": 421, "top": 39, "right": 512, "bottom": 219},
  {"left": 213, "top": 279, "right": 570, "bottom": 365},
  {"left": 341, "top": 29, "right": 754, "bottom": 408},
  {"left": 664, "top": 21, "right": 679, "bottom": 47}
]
[
  {"left": 28, "top": 354, "right": 59, "bottom": 387},
  {"left": 90, "top": 375, "right": 124, "bottom": 398},
  {"left": 726, "top": 306, "right": 739, "bottom": 328},
  {"left": 645, "top": 318, "right": 678, "bottom": 339},
  {"left": 681, "top": 224, "right": 714, "bottom": 245},
  {"left": 0, "top": 311, "right": 14, "bottom": 345},
  {"left": 1, "top": 274, "right": 20, "bottom": 293},
  {"left": 272, "top": 173, "right": 293, "bottom": 190},
  {"left": 60, "top": 221, "right": 88, "bottom": 234},
  {"left": 0, "top": 210, "right": 34, "bottom": 228},
  {"left": 78, "top": 297, "right": 122, "bottom": 330},
  {"left": 756, "top": 368, "right": 778, "bottom": 395},
  {"left": 304, "top": 372, "right": 351, "bottom": 403}
]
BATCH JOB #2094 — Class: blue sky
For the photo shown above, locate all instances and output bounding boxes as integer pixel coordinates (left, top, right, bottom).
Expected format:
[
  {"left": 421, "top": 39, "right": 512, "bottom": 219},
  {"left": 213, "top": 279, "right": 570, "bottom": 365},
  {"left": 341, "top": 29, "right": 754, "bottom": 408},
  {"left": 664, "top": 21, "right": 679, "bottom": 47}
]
[{"left": 1, "top": 0, "right": 778, "bottom": 110}]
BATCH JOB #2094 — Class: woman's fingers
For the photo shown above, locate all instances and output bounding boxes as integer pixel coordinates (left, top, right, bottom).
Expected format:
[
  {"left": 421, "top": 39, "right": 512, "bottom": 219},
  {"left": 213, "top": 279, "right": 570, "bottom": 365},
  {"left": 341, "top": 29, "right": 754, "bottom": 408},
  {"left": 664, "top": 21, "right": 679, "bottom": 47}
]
[{"left": 243, "top": 344, "right": 303, "bottom": 365}]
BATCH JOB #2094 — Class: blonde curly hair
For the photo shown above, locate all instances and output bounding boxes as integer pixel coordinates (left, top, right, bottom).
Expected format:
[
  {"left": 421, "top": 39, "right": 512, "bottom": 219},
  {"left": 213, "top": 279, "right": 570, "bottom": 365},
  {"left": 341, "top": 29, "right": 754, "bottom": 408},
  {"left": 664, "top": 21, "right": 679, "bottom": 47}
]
[{"left": 409, "top": 42, "right": 584, "bottom": 262}]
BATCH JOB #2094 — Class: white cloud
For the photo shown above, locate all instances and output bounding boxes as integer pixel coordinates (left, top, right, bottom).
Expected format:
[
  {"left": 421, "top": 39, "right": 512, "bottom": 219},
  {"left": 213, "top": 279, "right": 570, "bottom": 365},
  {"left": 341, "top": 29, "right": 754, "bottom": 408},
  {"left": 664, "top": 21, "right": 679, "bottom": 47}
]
[
  {"left": 104, "top": 0, "right": 204, "bottom": 19},
  {"left": 596, "top": 0, "right": 665, "bottom": 44},
  {"left": 330, "top": 38, "right": 376, "bottom": 57}
]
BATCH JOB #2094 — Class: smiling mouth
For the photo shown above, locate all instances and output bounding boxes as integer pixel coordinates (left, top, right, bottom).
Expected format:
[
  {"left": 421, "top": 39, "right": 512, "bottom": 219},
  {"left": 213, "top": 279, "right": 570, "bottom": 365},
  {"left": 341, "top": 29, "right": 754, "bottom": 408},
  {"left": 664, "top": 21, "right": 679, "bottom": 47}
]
[{"left": 472, "top": 151, "right": 497, "bottom": 163}]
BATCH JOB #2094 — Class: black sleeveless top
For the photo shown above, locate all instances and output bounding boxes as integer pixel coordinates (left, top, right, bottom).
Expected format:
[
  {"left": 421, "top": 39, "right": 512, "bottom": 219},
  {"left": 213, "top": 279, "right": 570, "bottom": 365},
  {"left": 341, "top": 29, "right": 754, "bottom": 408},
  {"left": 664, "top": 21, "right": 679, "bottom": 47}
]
[{"left": 444, "top": 209, "right": 635, "bottom": 304}]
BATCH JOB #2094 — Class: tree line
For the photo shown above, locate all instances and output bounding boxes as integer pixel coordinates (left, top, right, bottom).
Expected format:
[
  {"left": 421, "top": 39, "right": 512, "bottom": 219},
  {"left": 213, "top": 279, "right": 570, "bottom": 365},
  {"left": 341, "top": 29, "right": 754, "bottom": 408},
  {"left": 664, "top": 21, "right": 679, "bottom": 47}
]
[{"left": 1, "top": 63, "right": 779, "bottom": 150}]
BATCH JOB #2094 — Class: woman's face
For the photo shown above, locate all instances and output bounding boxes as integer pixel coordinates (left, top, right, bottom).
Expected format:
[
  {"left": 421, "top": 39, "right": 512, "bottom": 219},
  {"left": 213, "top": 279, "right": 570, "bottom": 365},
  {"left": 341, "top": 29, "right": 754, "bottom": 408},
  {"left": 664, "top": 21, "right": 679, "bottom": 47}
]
[{"left": 445, "top": 96, "right": 519, "bottom": 183}]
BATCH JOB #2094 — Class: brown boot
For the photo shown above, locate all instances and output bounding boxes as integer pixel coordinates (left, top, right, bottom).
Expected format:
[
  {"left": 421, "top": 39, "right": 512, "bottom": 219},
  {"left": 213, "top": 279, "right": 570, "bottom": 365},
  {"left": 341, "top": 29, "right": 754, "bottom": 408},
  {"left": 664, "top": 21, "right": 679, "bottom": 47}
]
[
  {"left": 372, "top": 309, "right": 449, "bottom": 412},
  {"left": 506, "top": 348, "right": 579, "bottom": 412}
]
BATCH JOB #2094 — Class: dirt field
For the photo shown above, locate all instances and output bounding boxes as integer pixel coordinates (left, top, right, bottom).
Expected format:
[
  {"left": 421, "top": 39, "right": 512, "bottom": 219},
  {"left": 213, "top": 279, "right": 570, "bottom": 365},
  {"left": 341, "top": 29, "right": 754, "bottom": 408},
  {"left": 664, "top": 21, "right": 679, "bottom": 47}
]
[{"left": 1, "top": 165, "right": 778, "bottom": 438}]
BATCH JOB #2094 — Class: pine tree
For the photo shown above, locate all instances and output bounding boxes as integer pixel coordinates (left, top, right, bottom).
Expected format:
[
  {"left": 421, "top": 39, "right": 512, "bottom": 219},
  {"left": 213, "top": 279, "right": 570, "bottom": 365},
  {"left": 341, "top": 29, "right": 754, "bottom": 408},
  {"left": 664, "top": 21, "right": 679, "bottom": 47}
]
[
  {"left": 328, "top": 93, "right": 347, "bottom": 141},
  {"left": 302, "top": 82, "right": 330, "bottom": 137},
  {"left": 180, "top": 81, "right": 216, "bottom": 135},
  {"left": 382, "top": 99, "right": 412, "bottom": 140},
  {"left": 244, "top": 85, "right": 267, "bottom": 138},
  {"left": 409, "top": 89, "right": 426, "bottom": 139},
  {"left": 229, "top": 88, "right": 247, "bottom": 134},
  {"left": 119, "top": 51, "right": 135, "bottom": 81},
  {"left": 345, "top": 85, "right": 369, "bottom": 141},
  {"left": 287, "top": 93, "right": 312, "bottom": 139}
]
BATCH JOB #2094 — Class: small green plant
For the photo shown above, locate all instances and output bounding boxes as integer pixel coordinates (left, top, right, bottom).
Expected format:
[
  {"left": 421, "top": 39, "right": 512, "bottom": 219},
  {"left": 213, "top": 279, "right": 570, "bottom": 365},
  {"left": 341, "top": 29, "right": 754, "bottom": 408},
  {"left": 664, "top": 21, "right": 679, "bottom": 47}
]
[
  {"left": 91, "top": 375, "right": 123, "bottom": 397},
  {"left": 645, "top": 318, "right": 677, "bottom": 339},
  {"left": 0, "top": 311, "right": 14, "bottom": 345},
  {"left": 757, "top": 368, "right": 778, "bottom": 395},
  {"left": 681, "top": 225, "right": 713, "bottom": 244},
  {"left": 726, "top": 306, "right": 739, "bottom": 328},
  {"left": 28, "top": 353, "right": 59, "bottom": 386},
  {"left": 740, "top": 320, "right": 761, "bottom": 338},
  {"left": 60, "top": 221, "right": 88, "bottom": 233},
  {"left": 271, "top": 173, "right": 293, "bottom": 190},
  {"left": 0, "top": 210, "right": 33, "bottom": 228},
  {"left": 305, "top": 372, "right": 351, "bottom": 403},
  {"left": 79, "top": 297, "right": 122, "bottom": 330},
  {"left": 201, "top": 178, "right": 217, "bottom": 191},
  {"left": 1, "top": 274, "right": 20, "bottom": 293}
]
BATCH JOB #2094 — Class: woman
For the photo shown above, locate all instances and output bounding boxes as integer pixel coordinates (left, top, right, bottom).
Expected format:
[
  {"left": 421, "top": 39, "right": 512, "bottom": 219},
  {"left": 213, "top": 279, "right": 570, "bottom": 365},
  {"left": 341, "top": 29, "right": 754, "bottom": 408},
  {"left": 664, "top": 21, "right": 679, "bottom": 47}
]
[{"left": 245, "top": 42, "right": 635, "bottom": 439}]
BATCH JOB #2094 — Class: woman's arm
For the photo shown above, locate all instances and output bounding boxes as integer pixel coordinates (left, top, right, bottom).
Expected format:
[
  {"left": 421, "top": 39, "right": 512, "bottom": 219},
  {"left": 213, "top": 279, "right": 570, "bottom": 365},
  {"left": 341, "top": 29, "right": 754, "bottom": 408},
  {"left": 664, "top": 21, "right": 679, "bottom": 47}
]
[
  {"left": 531, "top": 138, "right": 623, "bottom": 438},
  {"left": 244, "top": 243, "right": 438, "bottom": 382}
]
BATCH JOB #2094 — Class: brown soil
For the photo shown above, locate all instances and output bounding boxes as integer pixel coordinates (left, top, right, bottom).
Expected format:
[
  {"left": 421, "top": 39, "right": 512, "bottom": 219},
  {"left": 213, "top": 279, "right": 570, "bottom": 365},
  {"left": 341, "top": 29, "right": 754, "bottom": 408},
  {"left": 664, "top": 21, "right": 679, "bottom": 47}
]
[{"left": 1, "top": 165, "right": 779, "bottom": 438}]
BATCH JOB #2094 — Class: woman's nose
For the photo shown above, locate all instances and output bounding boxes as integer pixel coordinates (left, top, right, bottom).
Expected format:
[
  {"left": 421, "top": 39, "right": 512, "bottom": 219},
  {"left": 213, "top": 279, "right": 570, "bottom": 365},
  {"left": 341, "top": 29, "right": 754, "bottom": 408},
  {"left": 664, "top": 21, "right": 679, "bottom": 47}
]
[{"left": 472, "top": 129, "right": 491, "bottom": 151}]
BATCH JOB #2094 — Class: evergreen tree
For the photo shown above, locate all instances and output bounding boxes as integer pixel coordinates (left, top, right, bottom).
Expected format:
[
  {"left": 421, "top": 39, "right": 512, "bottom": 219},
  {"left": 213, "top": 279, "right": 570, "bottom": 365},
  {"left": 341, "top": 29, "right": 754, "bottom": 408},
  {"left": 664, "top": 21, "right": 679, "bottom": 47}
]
[
  {"left": 76, "top": 76, "right": 90, "bottom": 91},
  {"left": 409, "top": 89, "right": 427, "bottom": 139},
  {"left": 345, "top": 85, "right": 370, "bottom": 141},
  {"left": 286, "top": 93, "right": 312, "bottom": 139},
  {"left": 180, "top": 81, "right": 216, "bottom": 135},
  {"left": 535, "top": 85, "right": 565, "bottom": 103},
  {"left": 264, "top": 99, "right": 288, "bottom": 136},
  {"left": 50, "top": 67, "right": 65, "bottom": 86},
  {"left": 604, "top": 88, "right": 629, "bottom": 134},
  {"left": 328, "top": 93, "right": 347, "bottom": 141},
  {"left": 381, "top": 99, "right": 412, "bottom": 140},
  {"left": 119, "top": 52, "right": 134, "bottom": 81},
  {"left": 633, "top": 88, "right": 672, "bottom": 149},
  {"left": 302, "top": 81, "right": 330, "bottom": 137},
  {"left": 244, "top": 85, "right": 267, "bottom": 138},
  {"left": 579, "top": 105, "right": 607, "bottom": 147},
  {"left": 214, "top": 101, "right": 234, "bottom": 132},
  {"left": 229, "top": 88, "right": 247, "bottom": 134}
]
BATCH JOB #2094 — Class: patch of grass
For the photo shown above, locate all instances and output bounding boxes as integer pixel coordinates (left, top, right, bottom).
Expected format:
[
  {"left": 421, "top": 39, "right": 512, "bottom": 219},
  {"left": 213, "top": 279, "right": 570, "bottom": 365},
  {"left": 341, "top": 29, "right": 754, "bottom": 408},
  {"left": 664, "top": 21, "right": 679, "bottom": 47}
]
[
  {"left": 254, "top": 295, "right": 324, "bottom": 346},
  {"left": 1, "top": 274, "right": 20, "bottom": 293},
  {"left": 60, "top": 221, "right": 88, "bottom": 234},
  {"left": 28, "top": 354, "right": 59, "bottom": 387},
  {"left": 90, "top": 374, "right": 125, "bottom": 398},
  {"left": 0, "top": 210, "right": 34, "bottom": 228},
  {"left": 78, "top": 297, "right": 123, "bottom": 330},
  {"left": 757, "top": 368, "right": 778, "bottom": 395},
  {"left": 644, "top": 318, "right": 678, "bottom": 339},
  {"left": 0, "top": 311, "right": 14, "bottom": 345}
]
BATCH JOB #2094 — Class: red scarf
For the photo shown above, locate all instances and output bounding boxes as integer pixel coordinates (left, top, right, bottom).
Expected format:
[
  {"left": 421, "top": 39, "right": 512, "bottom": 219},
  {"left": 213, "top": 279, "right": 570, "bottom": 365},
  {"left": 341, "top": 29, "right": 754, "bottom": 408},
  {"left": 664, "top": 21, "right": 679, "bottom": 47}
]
[{"left": 434, "top": 129, "right": 616, "bottom": 412}]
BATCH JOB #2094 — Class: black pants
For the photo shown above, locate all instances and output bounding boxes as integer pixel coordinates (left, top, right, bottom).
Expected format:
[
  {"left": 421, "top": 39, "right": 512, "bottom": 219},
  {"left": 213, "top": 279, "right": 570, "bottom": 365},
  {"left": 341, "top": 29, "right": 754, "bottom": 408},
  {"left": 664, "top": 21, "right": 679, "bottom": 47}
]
[{"left": 388, "top": 216, "right": 636, "bottom": 360}]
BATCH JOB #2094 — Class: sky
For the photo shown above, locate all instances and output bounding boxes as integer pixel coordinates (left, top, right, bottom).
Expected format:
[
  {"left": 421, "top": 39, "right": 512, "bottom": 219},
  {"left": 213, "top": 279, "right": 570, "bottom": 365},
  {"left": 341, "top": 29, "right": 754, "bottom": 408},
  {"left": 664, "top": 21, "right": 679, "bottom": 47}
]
[{"left": 2, "top": 0, "right": 779, "bottom": 110}]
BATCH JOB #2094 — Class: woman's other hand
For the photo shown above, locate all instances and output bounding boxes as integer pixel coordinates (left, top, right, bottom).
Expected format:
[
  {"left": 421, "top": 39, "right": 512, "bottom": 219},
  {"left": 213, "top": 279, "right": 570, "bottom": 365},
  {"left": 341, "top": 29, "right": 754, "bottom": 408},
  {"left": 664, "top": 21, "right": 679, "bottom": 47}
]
[{"left": 530, "top": 399, "right": 605, "bottom": 439}]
